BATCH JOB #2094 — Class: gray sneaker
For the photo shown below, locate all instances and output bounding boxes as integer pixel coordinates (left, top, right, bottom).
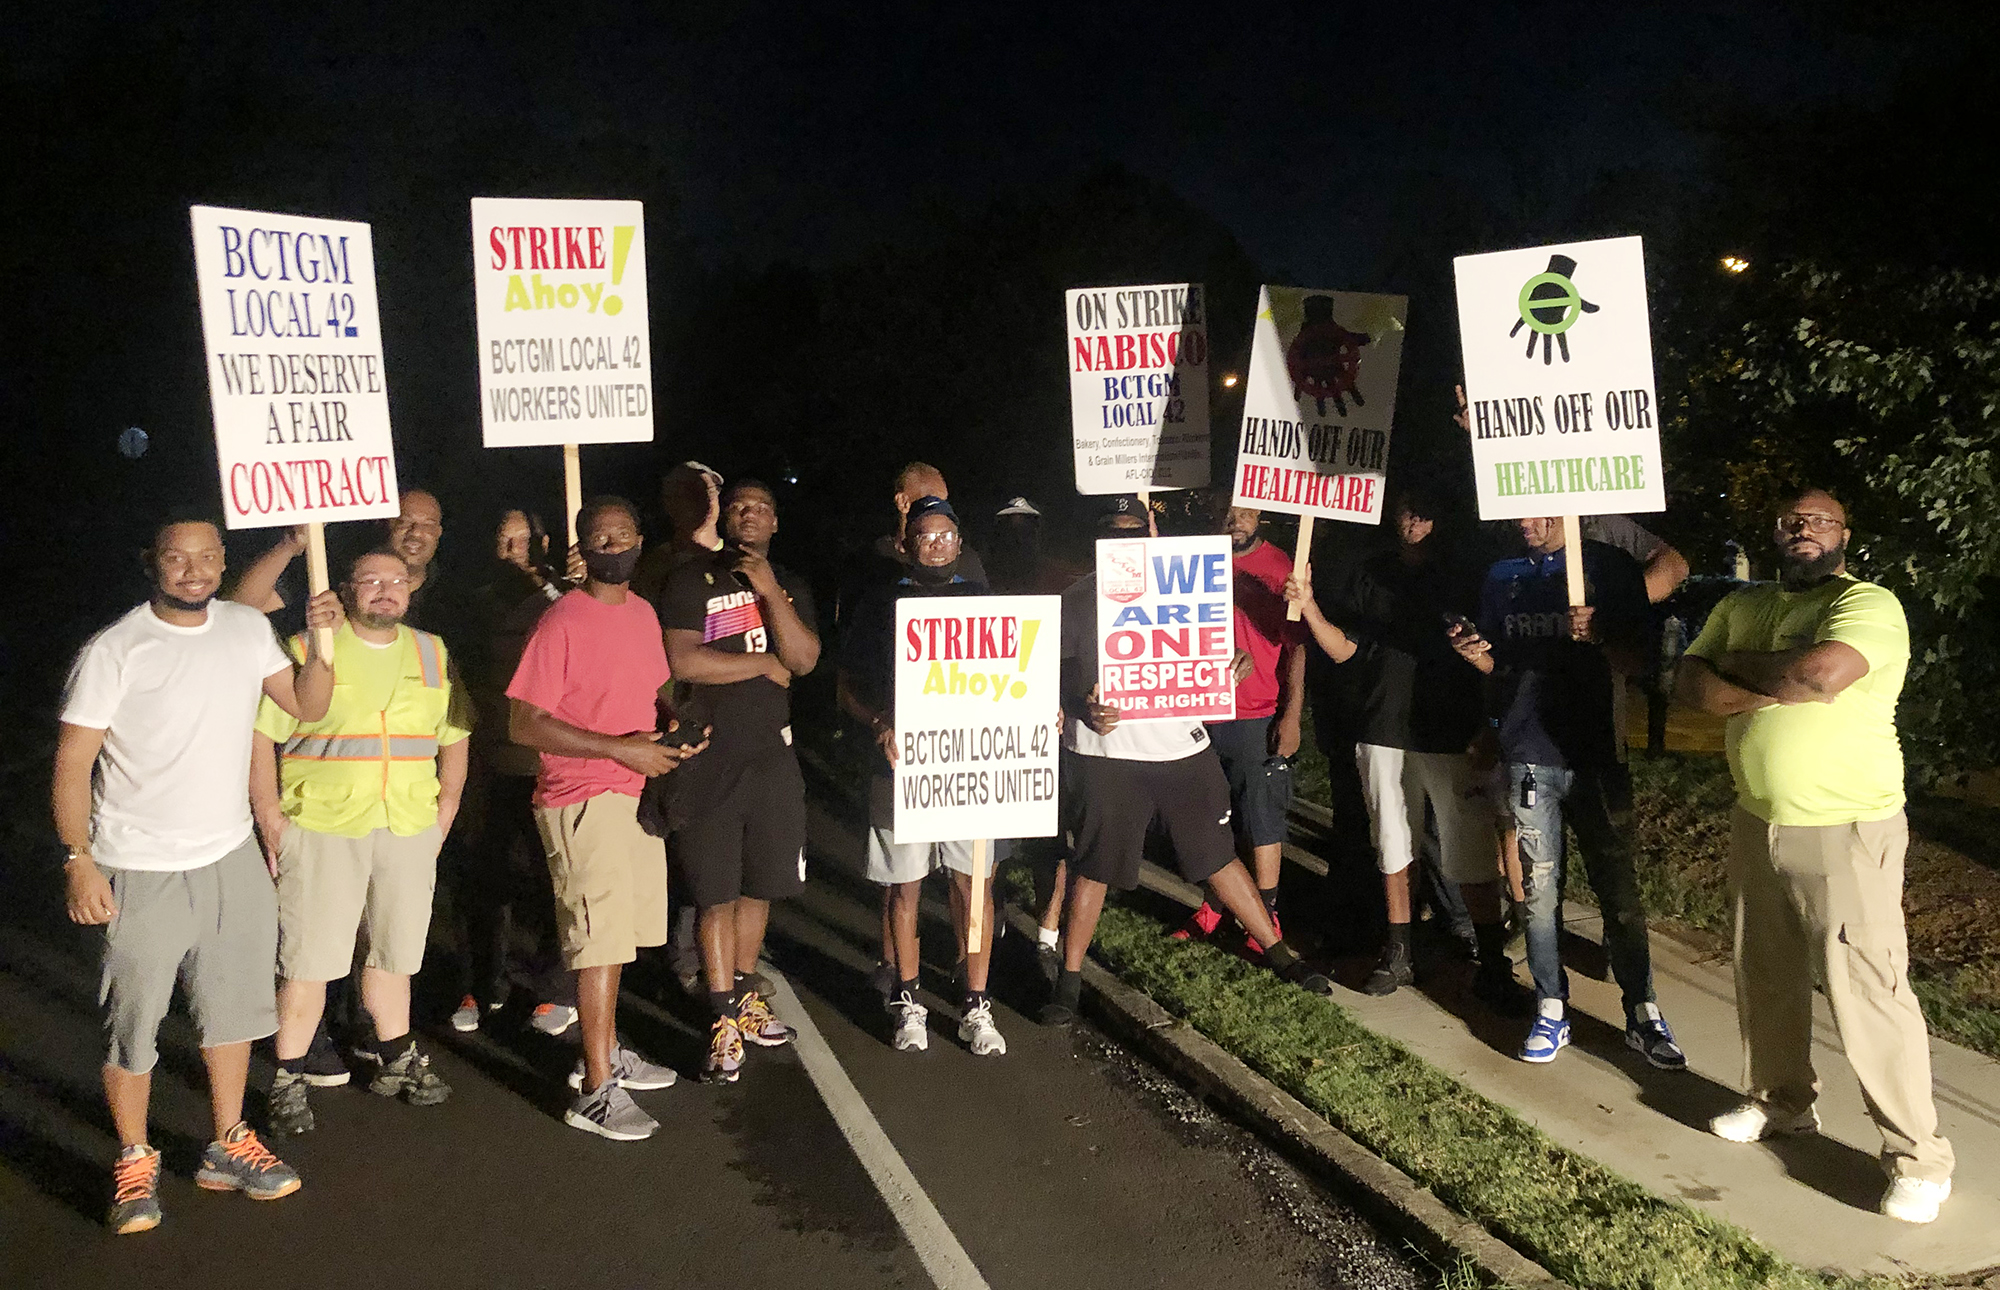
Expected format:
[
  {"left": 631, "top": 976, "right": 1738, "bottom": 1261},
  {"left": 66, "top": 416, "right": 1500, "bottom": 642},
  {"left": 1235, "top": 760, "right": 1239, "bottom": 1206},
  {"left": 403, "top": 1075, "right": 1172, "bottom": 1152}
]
[
  {"left": 568, "top": 1042, "right": 680, "bottom": 1091},
  {"left": 368, "top": 1041, "right": 452, "bottom": 1106},
  {"left": 195, "top": 1123, "right": 302, "bottom": 1200},
  {"left": 563, "top": 1079, "right": 659, "bottom": 1141},
  {"left": 267, "top": 1069, "right": 315, "bottom": 1135}
]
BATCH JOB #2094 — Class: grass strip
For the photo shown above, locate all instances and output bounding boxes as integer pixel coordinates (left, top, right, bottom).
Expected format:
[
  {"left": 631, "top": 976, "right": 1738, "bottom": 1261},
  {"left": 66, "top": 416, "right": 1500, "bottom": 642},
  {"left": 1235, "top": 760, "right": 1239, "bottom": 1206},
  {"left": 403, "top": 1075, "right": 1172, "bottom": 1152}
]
[{"left": 1083, "top": 895, "right": 1880, "bottom": 1290}]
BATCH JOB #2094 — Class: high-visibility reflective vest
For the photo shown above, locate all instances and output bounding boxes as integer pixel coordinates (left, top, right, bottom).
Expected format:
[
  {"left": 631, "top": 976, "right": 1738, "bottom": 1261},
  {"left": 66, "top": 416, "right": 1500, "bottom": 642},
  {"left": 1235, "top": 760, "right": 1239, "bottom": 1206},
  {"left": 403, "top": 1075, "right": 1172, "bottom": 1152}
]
[{"left": 255, "top": 624, "right": 470, "bottom": 838}]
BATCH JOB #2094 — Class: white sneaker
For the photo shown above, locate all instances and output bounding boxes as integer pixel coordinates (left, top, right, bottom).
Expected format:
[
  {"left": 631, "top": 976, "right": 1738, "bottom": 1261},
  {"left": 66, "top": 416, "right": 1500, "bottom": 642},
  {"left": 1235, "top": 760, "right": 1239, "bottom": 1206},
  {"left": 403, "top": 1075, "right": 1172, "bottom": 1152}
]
[
  {"left": 890, "top": 998, "right": 929, "bottom": 1052},
  {"left": 957, "top": 999, "right": 1007, "bottom": 1056},
  {"left": 1709, "top": 1101, "right": 1820, "bottom": 1143},
  {"left": 531, "top": 1003, "right": 579, "bottom": 1036},
  {"left": 1880, "top": 1176, "right": 1950, "bottom": 1224}
]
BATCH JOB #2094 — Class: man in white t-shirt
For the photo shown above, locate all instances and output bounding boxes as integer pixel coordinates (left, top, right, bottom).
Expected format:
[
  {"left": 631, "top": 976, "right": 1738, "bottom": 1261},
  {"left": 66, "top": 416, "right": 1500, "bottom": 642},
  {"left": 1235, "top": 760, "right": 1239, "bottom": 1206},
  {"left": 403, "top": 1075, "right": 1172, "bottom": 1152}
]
[
  {"left": 1042, "top": 501, "right": 1334, "bottom": 1025},
  {"left": 54, "top": 519, "right": 341, "bottom": 1235}
]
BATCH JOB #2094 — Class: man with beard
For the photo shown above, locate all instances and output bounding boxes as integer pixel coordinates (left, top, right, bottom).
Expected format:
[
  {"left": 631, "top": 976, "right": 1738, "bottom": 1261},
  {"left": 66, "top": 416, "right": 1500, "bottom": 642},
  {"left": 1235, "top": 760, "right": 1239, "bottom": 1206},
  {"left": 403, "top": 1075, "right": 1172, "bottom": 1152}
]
[
  {"left": 838, "top": 497, "right": 1007, "bottom": 1056},
  {"left": 1172, "top": 499, "right": 1305, "bottom": 958},
  {"left": 56, "top": 518, "right": 340, "bottom": 1233},
  {"left": 253, "top": 550, "right": 470, "bottom": 1134},
  {"left": 509, "top": 497, "right": 697, "bottom": 1140},
  {"left": 660, "top": 480, "right": 820, "bottom": 1082},
  {"left": 1450, "top": 516, "right": 1683, "bottom": 1069},
  {"left": 1676, "top": 488, "right": 1953, "bottom": 1223},
  {"left": 228, "top": 489, "right": 452, "bottom": 629}
]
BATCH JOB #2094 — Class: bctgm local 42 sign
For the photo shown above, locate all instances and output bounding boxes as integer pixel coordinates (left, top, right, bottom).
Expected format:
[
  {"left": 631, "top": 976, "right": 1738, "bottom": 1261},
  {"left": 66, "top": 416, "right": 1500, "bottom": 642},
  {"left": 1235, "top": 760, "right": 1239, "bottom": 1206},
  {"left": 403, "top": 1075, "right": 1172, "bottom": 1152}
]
[
  {"left": 893, "top": 595, "right": 1062, "bottom": 845},
  {"left": 1453, "top": 236, "right": 1663, "bottom": 520},
  {"left": 1066, "top": 284, "right": 1211, "bottom": 494},
  {"left": 190, "top": 205, "right": 400, "bottom": 529}
]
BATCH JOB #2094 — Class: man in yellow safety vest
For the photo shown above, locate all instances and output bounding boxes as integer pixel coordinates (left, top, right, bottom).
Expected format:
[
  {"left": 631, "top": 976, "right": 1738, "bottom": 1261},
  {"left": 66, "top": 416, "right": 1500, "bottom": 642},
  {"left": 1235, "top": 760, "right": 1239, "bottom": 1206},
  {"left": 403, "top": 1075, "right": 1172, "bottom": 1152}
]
[{"left": 251, "top": 548, "right": 472, "bottom": 1135}]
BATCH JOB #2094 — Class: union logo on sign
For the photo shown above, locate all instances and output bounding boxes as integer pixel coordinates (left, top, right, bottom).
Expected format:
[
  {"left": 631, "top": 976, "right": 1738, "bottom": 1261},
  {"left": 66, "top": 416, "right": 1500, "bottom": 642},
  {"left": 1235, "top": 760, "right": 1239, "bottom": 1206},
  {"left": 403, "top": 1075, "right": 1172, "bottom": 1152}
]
[{"left": 1102, "top": 542, "right": 1147, "bottom": 603}]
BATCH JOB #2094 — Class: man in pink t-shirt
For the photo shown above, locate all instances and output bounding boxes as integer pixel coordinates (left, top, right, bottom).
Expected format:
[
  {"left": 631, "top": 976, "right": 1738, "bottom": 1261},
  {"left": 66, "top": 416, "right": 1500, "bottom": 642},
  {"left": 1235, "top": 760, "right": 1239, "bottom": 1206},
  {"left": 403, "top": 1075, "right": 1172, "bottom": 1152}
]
[
  {"left": 508, "top": 496, "right": 704, "bottom": 1142},
  {"left": 1176, "top": 500, "right": 1305, "bottom": 953}
]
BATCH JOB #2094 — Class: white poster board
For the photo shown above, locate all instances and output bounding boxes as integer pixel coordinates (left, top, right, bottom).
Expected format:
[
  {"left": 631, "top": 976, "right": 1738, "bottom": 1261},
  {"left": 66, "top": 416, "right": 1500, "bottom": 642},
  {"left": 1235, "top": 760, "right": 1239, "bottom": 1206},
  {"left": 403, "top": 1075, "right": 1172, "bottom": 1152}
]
[
  {"left": 1453, "top": 236, "right": 1663, "bottom": 520},
  {"left": 1066, "top": 283, "right": 1211, "bottom": 494},
  {"left": 190, "top": 205, "right": 400, "bottom": 529},
  {"left": 472, "top": 197, "right": 653, "bottom": 448},
  {"left": 1233, "top": 285, "right": 1405, "bottom": 525},
  {"left": 892, "top": 595, "right": 1062, "bottom": 844},
  {"left": 1095, "top": 534, "right": 1235, "bottom": 723}
]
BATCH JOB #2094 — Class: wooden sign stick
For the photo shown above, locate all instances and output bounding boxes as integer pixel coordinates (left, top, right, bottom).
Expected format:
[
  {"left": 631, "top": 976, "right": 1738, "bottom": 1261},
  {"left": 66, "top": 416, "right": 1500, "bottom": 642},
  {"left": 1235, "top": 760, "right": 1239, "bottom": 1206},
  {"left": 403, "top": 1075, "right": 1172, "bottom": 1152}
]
[
  {"left": 563, "top": 443, "right": 584, "bottom": 551},
  {"left": 1562, "top": 514, "right": 1586, "bottom": 608},
  {"left": 304, "top": 522, "right": 335, "bottom": 660},
  {"left": 1286, "top": 514, "right": 1316, "bottom": 621},
  {"left": 967, "top": 836, "right": 990, "bottom": 954}
]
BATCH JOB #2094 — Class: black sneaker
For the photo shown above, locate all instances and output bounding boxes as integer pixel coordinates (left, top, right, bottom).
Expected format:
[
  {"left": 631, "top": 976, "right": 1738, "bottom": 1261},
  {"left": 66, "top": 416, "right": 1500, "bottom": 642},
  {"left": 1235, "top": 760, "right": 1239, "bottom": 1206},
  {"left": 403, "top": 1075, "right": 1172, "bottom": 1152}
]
[
  {"left": 299, "top": 1025, "right": 351, "bottom": 1087},
  {"left": 1472, "top": 962, "right": 1534, "bottom": 1017},
  {"left": 368, "top": 1041, "right": 451, "bottom": 1106},
  {"left": 1362, "top": 942, "right": 1415, "bottom": 996},
  {"left": 1039, "top": 999, "right": 1078, "bottom": 1028},
  {"left": 267, "top": 1069, "right": 315, "bottom": 1135},
  {"left": 1276, "top": 958, "right": 1335, "bottom": 997}
]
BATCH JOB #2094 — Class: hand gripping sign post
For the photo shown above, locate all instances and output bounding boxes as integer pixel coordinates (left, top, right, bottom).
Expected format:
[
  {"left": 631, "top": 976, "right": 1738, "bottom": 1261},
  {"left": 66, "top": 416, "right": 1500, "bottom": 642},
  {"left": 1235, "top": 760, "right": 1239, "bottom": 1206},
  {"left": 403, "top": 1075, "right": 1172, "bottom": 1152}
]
[
  {"left": 1454, "top": 235, "right": 1663, "bottom": 608},
  {"left": 190, "top": 205, "right": 402, "bottom": 657},
  {"left": 893, "top": 595, "right": 1062, "bottom": 947},
  {"left": 472, "top": 198, "right": 653, "bottom": 547},
  {"left": 1096, "top": 535, "right": 1236, "bottom": 723},
  {"left": 1232, "top": 286, "right": 1407, "bottom": 619},
  {"left": 1066, "top": 284, "right": 1212, "bottom": 514}
]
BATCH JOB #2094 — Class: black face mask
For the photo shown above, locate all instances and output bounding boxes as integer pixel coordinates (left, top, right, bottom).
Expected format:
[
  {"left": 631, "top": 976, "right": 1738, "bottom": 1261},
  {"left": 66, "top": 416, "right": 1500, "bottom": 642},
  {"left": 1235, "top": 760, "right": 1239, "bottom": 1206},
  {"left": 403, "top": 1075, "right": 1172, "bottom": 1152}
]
[
  {"left": 909, "top": 557, "right": 961, "bottom": 586},
  {"left": 582, "top": 546, "right": 642, "bottom": 585}
]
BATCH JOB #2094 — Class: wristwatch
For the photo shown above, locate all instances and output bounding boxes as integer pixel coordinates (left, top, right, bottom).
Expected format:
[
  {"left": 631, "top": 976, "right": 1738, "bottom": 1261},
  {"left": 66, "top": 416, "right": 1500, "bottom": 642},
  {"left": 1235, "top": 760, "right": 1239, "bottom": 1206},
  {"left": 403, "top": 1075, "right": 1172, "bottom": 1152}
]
[{"left": 63, "top": 844, "right": 92, "bottom": 866}]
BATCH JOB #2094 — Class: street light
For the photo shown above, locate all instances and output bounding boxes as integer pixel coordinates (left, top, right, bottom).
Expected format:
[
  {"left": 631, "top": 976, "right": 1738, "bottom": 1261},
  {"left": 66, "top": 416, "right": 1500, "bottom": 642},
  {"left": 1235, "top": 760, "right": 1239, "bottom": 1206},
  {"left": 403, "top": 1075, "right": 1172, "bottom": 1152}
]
[
  {"left": 1719, "top": 255, "right": 1750, "bottom": 275},
  {"left": 1221, "top": 372, "right": 1239, "bottom": 387}
]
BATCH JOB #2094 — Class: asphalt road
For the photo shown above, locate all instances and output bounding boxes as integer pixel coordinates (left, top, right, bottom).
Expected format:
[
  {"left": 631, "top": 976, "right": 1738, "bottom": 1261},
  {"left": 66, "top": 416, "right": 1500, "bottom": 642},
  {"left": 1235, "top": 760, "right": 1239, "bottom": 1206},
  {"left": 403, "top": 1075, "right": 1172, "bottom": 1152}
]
[{"left": 0, "top": 846, "right": 1424, "bottom": 1290}]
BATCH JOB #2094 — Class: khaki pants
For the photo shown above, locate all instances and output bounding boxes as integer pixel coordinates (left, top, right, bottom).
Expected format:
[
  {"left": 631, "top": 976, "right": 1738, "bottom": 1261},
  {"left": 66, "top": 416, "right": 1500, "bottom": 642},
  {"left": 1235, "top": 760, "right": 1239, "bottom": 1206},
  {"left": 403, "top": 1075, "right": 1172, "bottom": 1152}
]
[{"left": 1729, "top": 808, "right": 1953, "bottom": 1182}]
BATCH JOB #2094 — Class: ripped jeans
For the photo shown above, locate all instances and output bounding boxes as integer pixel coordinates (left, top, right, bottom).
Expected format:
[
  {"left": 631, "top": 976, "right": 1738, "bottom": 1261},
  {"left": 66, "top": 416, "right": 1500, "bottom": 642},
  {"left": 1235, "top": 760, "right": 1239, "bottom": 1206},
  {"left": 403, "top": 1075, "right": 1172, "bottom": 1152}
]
[{"left": 1500, "top": 762, "right": 1656, "bottom": 1016}]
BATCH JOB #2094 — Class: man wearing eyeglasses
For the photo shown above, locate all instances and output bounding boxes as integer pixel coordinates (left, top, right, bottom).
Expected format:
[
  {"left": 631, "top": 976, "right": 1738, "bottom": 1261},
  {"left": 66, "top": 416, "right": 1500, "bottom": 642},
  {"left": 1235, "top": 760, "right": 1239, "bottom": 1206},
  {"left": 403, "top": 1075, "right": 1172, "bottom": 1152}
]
[
  {"left": 1676, "top": 487, "right": 1953, "bottom": 1223},
  {"left": 251, "top": 549, "right": 472, "bottom": 1135}
]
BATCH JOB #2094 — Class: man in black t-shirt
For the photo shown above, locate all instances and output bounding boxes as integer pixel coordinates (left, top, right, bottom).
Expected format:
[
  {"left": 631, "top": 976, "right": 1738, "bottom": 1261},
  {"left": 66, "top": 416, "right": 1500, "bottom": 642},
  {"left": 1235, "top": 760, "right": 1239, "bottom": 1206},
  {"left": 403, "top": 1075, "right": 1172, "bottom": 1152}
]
[{"left": 659, "top": 480, "right": 821, "bottom": 1082}]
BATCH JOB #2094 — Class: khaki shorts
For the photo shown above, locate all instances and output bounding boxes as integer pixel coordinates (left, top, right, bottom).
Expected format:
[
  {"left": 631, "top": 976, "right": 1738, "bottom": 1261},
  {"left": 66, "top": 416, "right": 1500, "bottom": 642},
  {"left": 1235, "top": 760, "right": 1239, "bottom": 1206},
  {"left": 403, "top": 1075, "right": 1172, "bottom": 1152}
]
[
  {"left": 536, "top": 792, "right": 668, "bottom": 970},
  {"left": 277, "top": 823, "right": 442, "bottom": 981}
]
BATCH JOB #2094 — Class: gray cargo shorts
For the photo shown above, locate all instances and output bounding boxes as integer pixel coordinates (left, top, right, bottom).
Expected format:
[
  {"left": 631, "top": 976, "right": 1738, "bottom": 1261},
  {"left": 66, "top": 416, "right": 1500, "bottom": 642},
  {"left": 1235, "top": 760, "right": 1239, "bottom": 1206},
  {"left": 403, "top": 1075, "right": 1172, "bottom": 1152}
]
[{"left": 99, "top": 834, "right": 279, "bottom": 1074}]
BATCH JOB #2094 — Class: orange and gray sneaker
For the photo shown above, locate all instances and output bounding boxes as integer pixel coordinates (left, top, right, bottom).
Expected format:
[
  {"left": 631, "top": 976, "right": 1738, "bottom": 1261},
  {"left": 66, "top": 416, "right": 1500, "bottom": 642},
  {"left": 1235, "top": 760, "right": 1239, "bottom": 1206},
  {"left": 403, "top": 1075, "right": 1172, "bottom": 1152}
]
[
  {"left": 194, "top": 1122, "right": 302, "bottom": 1200},
  {"left": 1170, "top": 901, "right": 1223, "bottom": 941},
  {"left": 703, "top": 1014, "right": 746, "bottom": 1083},
  {"left": 736, "top": 991, "right": 795, "bottom": 1047},
  {"left": 108, "top": 1143, "right": 162, "bottom": 1234}
]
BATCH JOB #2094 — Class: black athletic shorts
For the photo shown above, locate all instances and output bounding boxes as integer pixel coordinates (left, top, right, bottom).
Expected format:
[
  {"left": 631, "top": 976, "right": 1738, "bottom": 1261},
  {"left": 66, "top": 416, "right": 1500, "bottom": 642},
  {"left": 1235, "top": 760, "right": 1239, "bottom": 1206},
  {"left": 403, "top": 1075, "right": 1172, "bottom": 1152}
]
[
  {"left": 1069, "top": 751, "right": 1235, "bottom": 892},
  {"left": 668, "top": 745, "right": 809, "bottom": 909},
  {"left": 1204, "top": 717, "right": 1293, "bottom": 849}
]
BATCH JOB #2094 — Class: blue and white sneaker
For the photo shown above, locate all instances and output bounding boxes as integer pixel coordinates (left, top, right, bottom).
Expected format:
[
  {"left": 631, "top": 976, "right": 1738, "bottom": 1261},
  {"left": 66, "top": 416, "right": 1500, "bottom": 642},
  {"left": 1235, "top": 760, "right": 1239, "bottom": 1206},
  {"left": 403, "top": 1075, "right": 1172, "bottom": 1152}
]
[
  {"left": 1625, "top": 1003, "right": 1686, "bottom": 1070},
  {"left": 1518, "top": 1006, "right": 1571, "bottom": 1064}
]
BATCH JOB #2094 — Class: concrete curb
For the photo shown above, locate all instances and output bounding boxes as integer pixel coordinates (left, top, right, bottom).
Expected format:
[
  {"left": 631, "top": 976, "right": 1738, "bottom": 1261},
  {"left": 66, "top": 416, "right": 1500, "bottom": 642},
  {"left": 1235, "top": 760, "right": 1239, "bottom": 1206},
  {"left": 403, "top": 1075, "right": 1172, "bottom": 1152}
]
[{"left": 1009, "top": 901, "right": 1573, "bottom": 1290}]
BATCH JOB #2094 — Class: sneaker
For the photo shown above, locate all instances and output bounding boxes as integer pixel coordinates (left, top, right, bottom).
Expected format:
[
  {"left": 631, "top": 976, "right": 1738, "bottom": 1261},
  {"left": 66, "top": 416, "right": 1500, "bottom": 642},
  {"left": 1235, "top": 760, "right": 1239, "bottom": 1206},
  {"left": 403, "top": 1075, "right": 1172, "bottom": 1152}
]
[
  {"left": 1276, "top": 957, "right": 1336, "bottom": 997},
  {"left": 1880, "top": 1176, "right": 1951, "bottom": 1224},
  {"left": 267, "top": 1068, "right": 315, "bottom": 1136},
  {"left": 568, "top": 1042, "right": 679, "bottom": 1091},
  {"left": 450, "top": 994, "right": 481, "bottom": 1033},
  {"left": 1471, "top": 962, "right": 1533, "bottom": 1017},
  {"left": 1518, "top": 1011, "right": 1571, "bottom": 1064},
  {"left": 530, "top": 1002, "right": 579, "bottom": 1036},
  {"left": 299, "top": 1025, "right": 351, "bottom": 1087},
  {"left": 735, "top": 967, "right": 775, "bottom": 998},
  {"left": 1362, "top": 940, "right": 1415, "bottom": 996},
  {"left": 195, "top": 1123, "right": 302, "bottom": 1200},
  {"left": 891, "top": 997, "right": 930, "bottom": 1052},
  {"left": 563, "top": 1079, "right": 659, "bottom": 1142},
  {"left": 1039, "top": 999, "right": 1077, "bottom": 1028},
  {"left": 736, "top": 991, "right": 796, "bottom": 1047},
  {"left": 368, "top": 1041, "right": 452, "bottom": 1106},
  {"left": 958, "top": 999, "right": 1007, "bottom": 1056},
  {"left": 1246, "top": 911, "right": 1283, "bottom": 957},
  {"left": 1625, "top": 1004, "right": 1687, "bottom": 1070},
  {"left": 703, "top": 1015, "right": 746, "bottom": 1083},
  {"left": 1709, "top": 1101, "right": 1820, "bottom": 1143},
  {"left": 107, "top": 1144, "right": 162, "bottom": 1235},
  {"left": 1169, "top": 901, "right": 1223, "bottom": 941}
]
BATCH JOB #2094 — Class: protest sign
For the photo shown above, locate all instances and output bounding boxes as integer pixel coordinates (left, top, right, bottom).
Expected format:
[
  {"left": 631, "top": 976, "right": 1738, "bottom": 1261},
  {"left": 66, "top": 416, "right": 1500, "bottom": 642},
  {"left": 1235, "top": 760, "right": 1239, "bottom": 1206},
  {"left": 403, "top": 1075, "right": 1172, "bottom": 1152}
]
[
  {"left": 1233, "top": 285, "right": 1405, "bottom": 527},
  {"left": 1453, "top": 236, "right": 1663, "bottom": 524},
  {"left": 1095, "top": 535, "right": 1234, "bottom": 722},
  {"left": 190, "top": 205, "right": 401, "bottom": 531},
  {"left": 892, "top": 595, "right": 1061, "bottom": 846},
  {"left": 1067, "top": 284, "right": 1211, "bottom": 495}
]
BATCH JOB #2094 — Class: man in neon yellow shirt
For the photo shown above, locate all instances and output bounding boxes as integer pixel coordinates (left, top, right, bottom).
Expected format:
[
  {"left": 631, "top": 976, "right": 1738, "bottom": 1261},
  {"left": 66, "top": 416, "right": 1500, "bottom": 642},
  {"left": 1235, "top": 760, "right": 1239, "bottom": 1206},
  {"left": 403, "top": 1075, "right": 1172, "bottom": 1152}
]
[
  {"left": 1676, "top": 487, "right": 1953, "bottom": 1223},
  {"left": 251, "top": 549, "right": 471, "bottom": 1135}
]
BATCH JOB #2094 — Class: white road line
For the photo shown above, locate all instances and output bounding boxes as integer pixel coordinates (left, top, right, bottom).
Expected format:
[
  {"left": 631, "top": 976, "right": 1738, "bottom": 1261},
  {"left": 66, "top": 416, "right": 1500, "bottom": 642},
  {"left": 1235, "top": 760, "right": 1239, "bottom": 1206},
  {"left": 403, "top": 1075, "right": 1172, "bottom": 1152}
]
[{"left": 760, "top": 965, "right": 992, "bottom": 1290}]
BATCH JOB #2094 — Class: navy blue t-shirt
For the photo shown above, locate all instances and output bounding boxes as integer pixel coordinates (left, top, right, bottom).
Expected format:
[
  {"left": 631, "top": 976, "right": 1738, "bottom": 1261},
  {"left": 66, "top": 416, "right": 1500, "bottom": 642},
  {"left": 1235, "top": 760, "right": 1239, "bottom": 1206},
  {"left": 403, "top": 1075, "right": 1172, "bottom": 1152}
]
[{"left": 1476, "top": 539, "right": 1646, "bottom": 769}]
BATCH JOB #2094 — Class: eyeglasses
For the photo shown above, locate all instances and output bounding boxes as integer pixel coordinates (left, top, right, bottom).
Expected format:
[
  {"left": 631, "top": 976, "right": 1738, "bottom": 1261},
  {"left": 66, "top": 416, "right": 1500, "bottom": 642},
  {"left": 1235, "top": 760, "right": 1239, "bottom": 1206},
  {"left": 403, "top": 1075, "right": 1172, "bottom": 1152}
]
[
  {"left": 912, "top": 531, "right": 961, "bottom": 547},
  {"left": 352, "top": 576, "right": 410, "bottom": 590},
  {"left": 1776, "top": 513, "right": 1842, "bottom": 535}
]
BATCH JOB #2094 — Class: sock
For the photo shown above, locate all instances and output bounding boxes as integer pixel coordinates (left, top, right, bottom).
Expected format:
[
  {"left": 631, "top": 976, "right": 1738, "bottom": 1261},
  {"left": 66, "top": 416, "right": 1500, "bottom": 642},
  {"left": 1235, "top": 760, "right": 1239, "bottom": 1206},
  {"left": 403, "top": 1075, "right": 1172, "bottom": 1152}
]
[
  {"left": 709, "top": 988, "right": 740, "bottom": 1019},
  {"left": 1473, "top": 921, "right": 1509, "bottom": 968},
  {"left": 1037, "top": 925, "right": 1059, "bottom": 948},
  {"left": 1259, "top": 885, "right": 1279, "bottom": 914},
  {"left": 1387, "top": 922, "right": 1412, "bottom": 953},
  {"left": 964, "top": 988, "right": 989, "bottom": 1013},
  {"left": 373, "top": 1031, "right": 413, "bottom": 1062},
  {"left": 1053, "top": 968, "right": 1082, "bottom": 1009},
  {"left": 1263, "top": 940, "right": 1300, "bottom": 971}
]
